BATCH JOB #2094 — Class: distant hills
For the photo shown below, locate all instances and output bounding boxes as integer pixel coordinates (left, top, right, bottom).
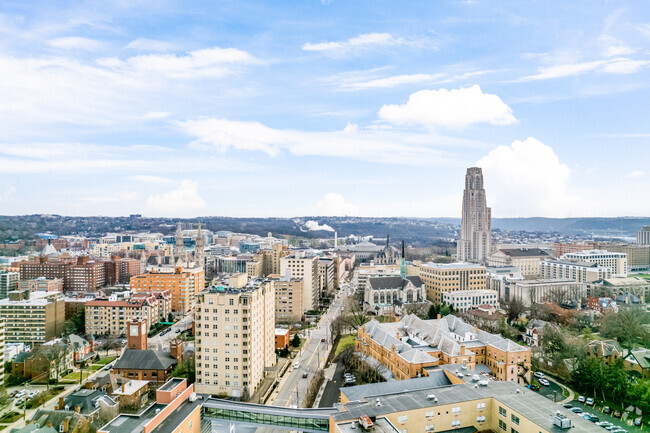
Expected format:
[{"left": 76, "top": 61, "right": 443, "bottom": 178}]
[
  {"left": 436, "top": 217, "right": 650, "bottom": 237},
  {"left": 1, "top": 215, "right": 648, "bottom": 245}
]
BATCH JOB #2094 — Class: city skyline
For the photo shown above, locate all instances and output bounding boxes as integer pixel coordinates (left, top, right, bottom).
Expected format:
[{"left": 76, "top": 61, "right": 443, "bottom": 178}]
[{"left": 0, "top": 1, "right": 649, "bottom": 218}]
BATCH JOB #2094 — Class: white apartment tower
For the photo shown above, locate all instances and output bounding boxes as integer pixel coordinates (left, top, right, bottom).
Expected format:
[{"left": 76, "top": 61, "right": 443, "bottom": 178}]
[
  {"left": 194, "top": 281, "right": 275, "bottom": 399},
  {"left": 457, "top": 167, "right": 492, "bottom": 263}
]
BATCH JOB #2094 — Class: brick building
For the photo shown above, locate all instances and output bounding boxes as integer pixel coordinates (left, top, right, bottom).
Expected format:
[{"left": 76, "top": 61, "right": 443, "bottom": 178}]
[{"left": 130, "top": 267, "right": 204, "bottom": 314}]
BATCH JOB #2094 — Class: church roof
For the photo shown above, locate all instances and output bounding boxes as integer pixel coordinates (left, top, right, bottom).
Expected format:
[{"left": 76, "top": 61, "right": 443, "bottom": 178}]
[{"left": 368, "top": 276, "right": 422, "bottom": 289}]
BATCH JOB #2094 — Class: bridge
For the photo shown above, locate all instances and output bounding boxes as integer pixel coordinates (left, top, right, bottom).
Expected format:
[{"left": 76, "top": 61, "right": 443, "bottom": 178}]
[{"left": 202, "top": 398, "right": 336, "bottom": 433}]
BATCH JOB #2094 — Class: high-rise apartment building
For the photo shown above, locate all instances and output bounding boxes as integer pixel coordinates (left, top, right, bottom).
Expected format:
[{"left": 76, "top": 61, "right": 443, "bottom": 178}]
[
  {"left": 280, "top": 252, "right": 319, "bottom": 311},
  {"left": 0, "top": 291, "right": 65, "bottom": 346},
  {"left": 195, "top": 281, "right": 275, "bottom": 399},
  {"left": 418, "top": 262, "right": 487, "bottom": 303},
  {"left": 268, "top": 274, "right": 304, "bottom": 323},
  {"left": 457, "top": 167, "right": 492, "bottom": 263},
  {"left": 541, "top": 260, "right": 611, "bottom": 283},
  {"left": 638, "top": 226, "right": 650, "bottom": 245},
  {"left": 130, "top": 266, "right": 205, "bottom": 314},
  {"left": 85, "top": 296, "right": 164, "bottom": 336},
  {"left": 19, "top": 256, "right": 106, "bottom": 291},
  {"left": 0, "top": 272, "right": 19, "bottom": 299}
]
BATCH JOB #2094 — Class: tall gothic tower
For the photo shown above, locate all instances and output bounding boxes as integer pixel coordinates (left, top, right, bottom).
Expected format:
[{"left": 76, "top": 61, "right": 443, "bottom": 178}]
[
  {"left": 174, "top": 222, "right": 186, "bottom": 265},
  {"left": 195, "top": 222, "right": 205, "bottom": 269},
  {"left": 457, "top": 167, "right": 492, "bottom": 263}
]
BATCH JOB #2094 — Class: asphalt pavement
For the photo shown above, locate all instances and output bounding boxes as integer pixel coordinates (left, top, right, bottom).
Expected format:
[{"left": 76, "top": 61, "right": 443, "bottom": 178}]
[{"left": 270, "top": 290, "right": 349, "bottom": 408}]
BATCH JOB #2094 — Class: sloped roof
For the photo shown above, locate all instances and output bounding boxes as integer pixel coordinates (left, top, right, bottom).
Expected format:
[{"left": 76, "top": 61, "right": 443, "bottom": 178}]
[
  {"left": 499, "top": 248, "right": 549, "bottom": 257},
  {"left": 625, "top": 348, "right": 650, "bottom": 369},
  {"left": 114, "top": 349, "right": 177, "bottom": 371},
  {"left": 368, "top": 276, "right": 423, "bottom": 290}
]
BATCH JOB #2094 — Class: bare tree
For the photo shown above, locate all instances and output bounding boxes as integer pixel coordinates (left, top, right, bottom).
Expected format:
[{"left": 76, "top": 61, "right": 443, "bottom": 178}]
[{"left": 504, "top": 296, "right": 526, "bottom": 324}]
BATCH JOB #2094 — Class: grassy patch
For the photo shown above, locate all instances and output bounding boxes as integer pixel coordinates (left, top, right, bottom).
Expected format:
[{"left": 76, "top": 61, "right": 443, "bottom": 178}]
[
  {"left": 89, "top": 365, "right": 102, "bottom": 371},
  {"left": 62, "top": 372, "right": 81, "bottom": 381},
  {"left": 335, "top": 334, "right": 356, "bottom": 356},
  {"left": 96, "top": 356, "right": 116, "bottom": 365},
  {"left": 0, "top": 412, "right": 22, "bottom": 423}
]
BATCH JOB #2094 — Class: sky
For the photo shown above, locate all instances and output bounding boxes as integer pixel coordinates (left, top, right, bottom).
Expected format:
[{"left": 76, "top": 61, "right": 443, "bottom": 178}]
[{"left": 0, "top": 0, "right": 649, "bottom": 218}]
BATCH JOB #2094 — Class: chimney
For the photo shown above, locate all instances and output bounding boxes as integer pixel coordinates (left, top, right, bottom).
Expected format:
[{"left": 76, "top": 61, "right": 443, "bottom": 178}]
[
  {"left": 437, "top": 314, "right": 441, "bottom": 320},
  {"left": 170, "top": 339, "right": 183, "bottom": 363},
  {"left": 474, "top": 325, "right": 478, "bottom": 334},
  {"left": 47, "top": 423, "right": 52, "bottom": 428},
  {"left": 58, "top": 397, "right": 64, "bottom": 410},
  {"left": 122, "top": 383, "right": 125, "bottom": 393},
  {"left": 460, "top": 345, "right": 466, "bottom": 355},
  {"left": 74, "top": 405, "right": 80, "bottom": 413},
  {"left": 63, "top": 418, "right": 70, "bottom": 433}
]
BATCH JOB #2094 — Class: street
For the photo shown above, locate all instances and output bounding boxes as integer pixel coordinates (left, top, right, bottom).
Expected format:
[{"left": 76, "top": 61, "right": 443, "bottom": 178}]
[
  {"left": 149, "top": 314, "right": 195, "bottom": 351},
  {"left": 271, "top": 287, "right": 350, "bottom": 408}
]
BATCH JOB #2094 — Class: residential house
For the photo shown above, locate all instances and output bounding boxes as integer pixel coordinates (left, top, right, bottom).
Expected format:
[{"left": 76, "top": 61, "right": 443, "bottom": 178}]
[
  {"left": 57, "top": 389, "right": 118, "bottom": 424},
  {"left": 624, "top": 348, "right": 650, "bottom": 378},
  {"left": 587, "top": 296, "right": 618, "bottom": 314},
  {"left": 586, "top": 339, "right": 624, "bottom": 365},
  {"left": 523, "top": 319, "right": 558, "bottom": 347}
]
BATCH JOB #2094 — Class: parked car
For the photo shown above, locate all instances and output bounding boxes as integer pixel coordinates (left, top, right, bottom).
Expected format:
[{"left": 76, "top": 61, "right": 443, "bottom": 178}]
[
  {"left": 293, "top": 361, "right": 300, "bottom": 368},
  {"left": 596, "top": 421, "right": 612, "bottom": 427},
  {"left": 321, "top": 338, "right": 326, "bottom": 342},
  {"left": 302, "top": 372, "right": 308, "bottom": 378},
  {"left": 612, "top": 410, "right": 621, "bottom": 418},
  {"left": 8, "top": 390, "right": 17, "bottom": 398},
  {"left": 570, "top": 407, "right": 584, "bottom": 414},
  {"left": 586, "top": 397, "right": 595, "bottom": 406},
  {"left": 606, "top": 427, "right": 620, "bottom": 431},
  {"left": 175, "top": 329, "right": 181, "bottom": 333},
  {"left": 539, "top": 378, "right": 550, "bottom": 386},
  {"left": 578, "top": 395, "right": 586, "bottom": 403},
  {"left": 634, "top": 418, "right": 642, "bottom": 426},
  {"left": 562, "top": 403, "right": 573, "bottom": 409},
  {"left": 530, "top": 384, "right": 541, "bottom": 391},
  {"left": 534, "top": 372, "right": 545, "bottom": 379},
  {"left": 15, "top": 391, "right": 25, "bottom": 399},
  {"left": 603, "top": 406, "right": 611, "bottom": 414}
]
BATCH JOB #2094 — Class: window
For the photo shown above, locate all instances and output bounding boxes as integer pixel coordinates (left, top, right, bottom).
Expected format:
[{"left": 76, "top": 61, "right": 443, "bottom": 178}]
[
  {"left": 229, "top": 299, "right": 234, "bottom": 306},
  {"left": 398, "top": 415, "right": 408, "bottom": 423},
  {"left": 451, "top": 406, "right": 460, "bottom": 415},
  {"left": 451, "top": 420, "right": 460, "bottom": 428},
  {"left": 476, "top": 416, "right": 485, "bottom": 423},
  {"left": 425, "top": 411, "right": 435, "bottom": 418},
  {"left": 510, "top": 429, "right": 518, "bottom": 433},
  {"left": 499, "top": 420, "right": 506, "bottom": 431},
  {"left": 499, "top": 406, "right": 507, "bottom": 417},
  {"left": 425, "top": 425, "right": 434, "bottom": 432},
  {"left": 477, "top": 402, "right": 485, "bottom": 410},
  {"left": 511, "top": 415, "right": 519, "bottom": 425}
]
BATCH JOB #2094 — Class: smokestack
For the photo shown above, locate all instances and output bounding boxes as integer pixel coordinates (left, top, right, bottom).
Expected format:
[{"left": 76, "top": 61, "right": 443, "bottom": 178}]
[{"left": 334, "top": 232, "right": 337, "bottom": 248}]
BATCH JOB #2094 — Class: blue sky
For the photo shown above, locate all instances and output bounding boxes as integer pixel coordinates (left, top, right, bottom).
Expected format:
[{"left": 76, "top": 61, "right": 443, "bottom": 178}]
[{"left": 0, "top": 0, "right": 649, "bottom": 218}]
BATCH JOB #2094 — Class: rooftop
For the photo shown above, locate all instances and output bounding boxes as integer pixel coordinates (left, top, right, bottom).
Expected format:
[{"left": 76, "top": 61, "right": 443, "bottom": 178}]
[
  {"left": 158, "top": 377, "right": 185, "bottom": 392},
  {"left": 420, "top": 262, "right": 486, "bottom": 270},
  {"left": 336, "top": 417, "right": 399, "bottom": 433},
  {"left": 498, "top": 247, "right": 550, "bottom": 257}
]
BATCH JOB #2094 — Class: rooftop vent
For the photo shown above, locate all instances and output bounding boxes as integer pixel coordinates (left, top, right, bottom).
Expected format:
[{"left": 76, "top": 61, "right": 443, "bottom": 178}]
[
  {"left": 553, "top": 413, "right": 571, "bottom": 429},
  {"left": 426, "top": 394, "right": 435, "bottom": 400}
]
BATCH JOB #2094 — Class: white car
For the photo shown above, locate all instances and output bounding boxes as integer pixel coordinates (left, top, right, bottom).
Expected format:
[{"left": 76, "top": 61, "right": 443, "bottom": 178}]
[
  {"left": 293, "top": 361, "right": 300, "bottom": 368},
  {"left": 15, "top": 391, "right": 25, "bottom": 399},
  {"left": 539, "top": 378, "right": 550, "bottom": 386},
  {"left": 534, "top": 372, "right": 545, "bottom": 379},
  {"left": 28, "top": 391, "right": 38, "bottom": 398}
]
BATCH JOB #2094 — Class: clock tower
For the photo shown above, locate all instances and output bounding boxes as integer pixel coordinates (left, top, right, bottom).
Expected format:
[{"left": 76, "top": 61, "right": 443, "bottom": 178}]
[{"left": 127, "top": 318, "right": 148, "bottom": 350}]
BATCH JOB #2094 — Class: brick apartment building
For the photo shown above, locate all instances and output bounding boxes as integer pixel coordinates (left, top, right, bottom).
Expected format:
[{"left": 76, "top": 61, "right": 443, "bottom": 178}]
[
  {"left": 130, "top": 267, "right": 204, "bottom": 314},
  {"left": 19, "top": 277, "right": 63, "bottom": 293}
]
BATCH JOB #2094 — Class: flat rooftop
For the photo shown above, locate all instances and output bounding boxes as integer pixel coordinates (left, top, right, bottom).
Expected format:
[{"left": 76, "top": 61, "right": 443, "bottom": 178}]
[
  {"left": 100, "top": 403, "right": 165, "bottom": 433},
  {"left": 421, "top": 262, "right": 486, "bottom": 270},
  {"left": 158, "top": 377, "right": 185, "bottom": 392},
  {"left": 336, "top": 417, "right": 399, "bottom": 433}
]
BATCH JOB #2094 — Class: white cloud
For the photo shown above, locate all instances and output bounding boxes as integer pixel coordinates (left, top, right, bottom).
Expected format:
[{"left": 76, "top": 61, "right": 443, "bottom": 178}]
[
  {"left": 177, "top": 117, "right": 481, "bottom": 165},
  {"left": 304, "top": 220, "right": 335, "bottom": 232},
  {"left": 340, "top": 73, "right": 446, "bottom": 90},
  {"left": 316, "top": 193, "right": 358, "bottom": 216},
  {"left": 142, "top": 111, "right": 171, "bottom": 120},
  {"left": 477, "top": 138, "right": 573, "bottom": 217},
  {"left": 97, "top": 47, "right": 261, "bottom": 79},
  {"left": 125, "top": 38, "right": 177, "bottom": 52},
  {"left": 302, "top": 32, "right": 434, "bottom": 55},
  {"left": 627, "top": 170, "right": 645, "bottom": 178},
  {"left": 516, "top": 57, "right": 650, "bottom": 81},
  {"left": 0, "top": 185, "right": 16, "bottom": 201},
  {"left": 47, "top": 36, "right": 104, "bottom": 51},
  {"left": 145, "top": 180, "right": 206, "bottom": 216},
  {"left": 378, "top": 85, "right": 517, "bottom": 129},
  {"left": 126, "top": 175, "right": 177, "bottom": 185}
]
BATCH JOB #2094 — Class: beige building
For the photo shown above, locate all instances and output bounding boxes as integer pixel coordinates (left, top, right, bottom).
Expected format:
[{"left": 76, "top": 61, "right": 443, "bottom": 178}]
[
  {"left": 318, "top": 258, "right": 336, "bottom": 296},
  {"left": 280, "top": 252, "right": 319, "bottom": 311},
  {"left": 441, "top": 289, "right": 499, "bottom": 312},
  {"left": 269, "top": 274, "right": 304, "bottom": 323},
  {"left": 356, "top": 263, "right": 401, "bottom": 295},
  {"left": 501, "top": 279, "right": 586, "bottom": 307},
  {"left": 457, "top": 167, "right": 492, "bottom": 263},
  {"left": 195, "top": 280, "right": 275, "bottom": 399},
  {"left": 0, "top": 291, "right": 65, "bottom": 346},
  {"left": 563, "top": 249, "right": 627, "bottom": 275},
  {"left": 130, "top": 266, "right": 205, "bottom": 314},
  {"left": 487, "top": 248, "right": 549, "bottom": 278},
  {"left": 0, "top": 272, "right": 19, "bottom": 299},
  {"left": 19, "top": 277, "right": 63, "bottom": 293},
  {"left": 602, "top": 244, "right": 650, "bottom": 271},
  {"left": 418, "top": 262, "right": 487, "bottom": 303},
  {"left": 541, "top": 259, "right": 611, "bottom": 283},
  {"left": 85, "top": 295, "right": 163, "bottom": 336}
]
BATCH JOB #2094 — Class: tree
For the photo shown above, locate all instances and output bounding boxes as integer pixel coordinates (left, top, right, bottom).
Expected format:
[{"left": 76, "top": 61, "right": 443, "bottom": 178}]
[
  {"left": 171, "top": 357, "right": 195, "bottom": 384},
  {"left": 541, "top": 326, "right": 566, "bottom": 357},
  {"left": 598, "top": 309, "right": 650, "bottom": 355},
  {"left": 0, "top": 386, "right": 9, "bottom": 409},
  {"left": 402, "top": 303, "right": 429, "bottom": 319},
  {"left": 291, "top": 333, "right": 301, "bottom": 348},
  {"left": 65, "top": 309, "right": 85, "bottom": 336},
  {"left": 168, "top": 312, "right": 174, "bottom": 323},
  {"left": 427, "top": 304, "right": 439, "bottom": 320},
  {"left": 504, "top": 297, "right": 526, "bottom": 324},
  {"left": 99, "top": 334, "right": 119, "bottom": 356}
]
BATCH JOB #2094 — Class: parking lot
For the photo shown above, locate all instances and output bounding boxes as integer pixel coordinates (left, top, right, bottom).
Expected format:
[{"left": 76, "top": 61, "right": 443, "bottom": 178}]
[{"left": 564, "top": 398, "right": 645, "bottom": 432}]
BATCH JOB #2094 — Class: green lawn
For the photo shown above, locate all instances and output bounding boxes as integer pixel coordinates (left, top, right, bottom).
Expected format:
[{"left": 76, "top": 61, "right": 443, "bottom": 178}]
[
  {"left": 335, "top": 334, "right": 356, "bottom": 356},
  {"left": 95, "top": 356, "right": 116, "bottom": 365},
  {"left": 61, "top": 372, "right": 80, "bottom": 381},
  {"left": 89, "top": 365, "right": 102, "bottom": 371},
  {"left": 0, "top": 412, "right": 23, "bottom": 423}
]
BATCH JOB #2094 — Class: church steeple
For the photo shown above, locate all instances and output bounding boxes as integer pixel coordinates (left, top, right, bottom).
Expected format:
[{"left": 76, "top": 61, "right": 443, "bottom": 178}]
[
  {"left": 400, "top": 240, "right": 406, "bottom": 280},
  {"left": 195, "top": 221, "right": 205, "bottom": 269},
  {"left": 175, "top": 222, "right": 186, "bottom": 263}
]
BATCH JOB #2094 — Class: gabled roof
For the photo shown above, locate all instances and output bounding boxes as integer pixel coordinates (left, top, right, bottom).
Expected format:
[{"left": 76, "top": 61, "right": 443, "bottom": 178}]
[
  {"left": 625, "top": 348, "right": 650, "bottom": 369},
  {"left": 114, "top": 349, "right": 177, "bottom": 371},
  {"left": 368, "top": 276, "right": 423, "bottom": 290}
]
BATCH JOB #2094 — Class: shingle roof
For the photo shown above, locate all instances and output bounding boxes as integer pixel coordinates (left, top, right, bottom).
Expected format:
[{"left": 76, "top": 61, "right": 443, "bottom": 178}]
[
  {"left": 499, "top": 248, "right": 549, "bottom": 257},
  {"left": 114, "top": 349, "right": 177, "bottom": 371},
  {"left": 368, "top": 276, "right": 423, "bottom": 289}
]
